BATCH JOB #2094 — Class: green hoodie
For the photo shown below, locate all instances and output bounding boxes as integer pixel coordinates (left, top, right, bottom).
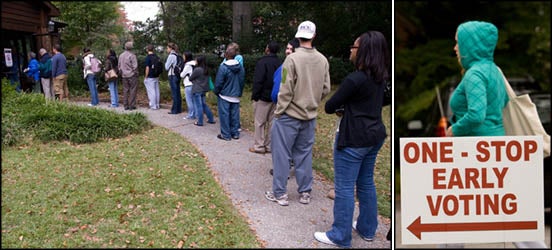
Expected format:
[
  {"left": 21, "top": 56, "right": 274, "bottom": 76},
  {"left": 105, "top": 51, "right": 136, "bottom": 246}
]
[{"left": 449, "top": 21, "right": 509, "bottom": 136}]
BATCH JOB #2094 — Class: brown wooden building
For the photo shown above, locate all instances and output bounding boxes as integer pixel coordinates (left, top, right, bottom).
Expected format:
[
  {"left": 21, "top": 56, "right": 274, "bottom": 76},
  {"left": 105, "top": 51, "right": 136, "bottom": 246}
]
[{"left": 1, "top": 1, "right": 65, "bottom": 90}]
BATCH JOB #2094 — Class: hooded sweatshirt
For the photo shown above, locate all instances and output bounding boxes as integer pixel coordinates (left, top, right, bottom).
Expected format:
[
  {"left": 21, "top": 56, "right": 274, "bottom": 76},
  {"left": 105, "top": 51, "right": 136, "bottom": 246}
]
[
  {"left": 214, "top": 59, "right": 245, "bottom": 100},
  {"left": 449, "top": 21, "right": 508, "bottom": 136}
]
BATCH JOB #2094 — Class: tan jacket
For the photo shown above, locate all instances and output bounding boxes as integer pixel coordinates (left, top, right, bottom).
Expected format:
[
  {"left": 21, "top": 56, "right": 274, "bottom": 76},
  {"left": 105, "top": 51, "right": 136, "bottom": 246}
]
[{"left": 274, "top": 47, "right": 331, "bottom": 120}]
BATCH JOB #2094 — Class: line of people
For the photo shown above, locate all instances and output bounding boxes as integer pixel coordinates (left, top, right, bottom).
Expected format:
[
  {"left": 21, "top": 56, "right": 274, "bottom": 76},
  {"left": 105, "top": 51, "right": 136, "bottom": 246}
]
[
  {"left": 15, "top": 44, "right": 69, "bottom": 101},
  {"left": 140, "top": 20, "right": 389, "bottom": 247},
  {"left": 252, "top": 20, "right": 390, "bottom": 248},
  {"left": 13, "top": 20, "right": 390, "bottom": 247}
]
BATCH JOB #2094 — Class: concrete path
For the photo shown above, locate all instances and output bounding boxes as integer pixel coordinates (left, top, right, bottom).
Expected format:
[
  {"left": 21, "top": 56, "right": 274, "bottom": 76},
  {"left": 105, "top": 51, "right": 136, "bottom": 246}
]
[{"left": 79, "top": 102, "right": 391, "bottom": 248}]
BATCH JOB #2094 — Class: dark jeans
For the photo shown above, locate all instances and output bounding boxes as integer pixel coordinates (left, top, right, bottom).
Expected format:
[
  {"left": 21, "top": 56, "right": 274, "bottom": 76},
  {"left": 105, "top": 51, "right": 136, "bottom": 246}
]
[
  {"left": 169, "top": 75, "right": 182, "bottom": 113},
  {"left": 217, "top": 96, "right": 240, "bottom": 139}
]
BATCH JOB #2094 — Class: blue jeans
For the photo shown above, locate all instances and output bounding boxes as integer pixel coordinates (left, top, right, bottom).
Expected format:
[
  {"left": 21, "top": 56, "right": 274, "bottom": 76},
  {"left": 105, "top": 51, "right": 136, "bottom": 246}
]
[
  {"left": 325, "top": 134, "right": 385, "bottom": 248},
  {"left": 184, "top": 85, "right": 195, "bottom": 118},
  {"left": 169, "top": 75, "right": 182, "bottom": 113},
  {"left": 108, "top": 79, "right": 119, "bottom": 107},
  {"left": 8, "top": 72, "right": 21, "bottom": 92},
  {"left": 217, "top": 96, "right": 240, "bottom": 139},
  {"left": 193, "top": 92, "right": 214, "bottom": 125},
  {"left": 86, "top": 74, "right": 99, "bottom": 105}
]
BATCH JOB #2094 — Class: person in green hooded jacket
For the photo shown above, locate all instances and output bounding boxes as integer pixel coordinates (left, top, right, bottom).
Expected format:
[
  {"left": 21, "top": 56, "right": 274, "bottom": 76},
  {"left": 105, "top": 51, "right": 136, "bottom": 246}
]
[
  {"left": 446, "top": 21, "right": 508, "bottom": 137},
  {"left": 443, "top": 20, "right": 548, "bottom": 249}
]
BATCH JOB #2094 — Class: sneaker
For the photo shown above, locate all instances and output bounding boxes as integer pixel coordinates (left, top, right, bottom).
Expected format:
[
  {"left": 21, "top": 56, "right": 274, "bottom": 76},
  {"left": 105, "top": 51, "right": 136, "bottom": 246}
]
[
  {"left": 264, "top": 191, "right": 289, "bottom": 206},
  {"left": 232, "top": 135, "right": 239, "bottom": 140},
  {"left": 249, "top": 147, "right": 265, "bottom": 154},
  {"left": 352, "top": 221, "right": 373, "bottom": 242},
  {"left": 299, "top": 192, "right": 311, "bottom": 204},
  {"left": 217, "top": 134, "right": 231, "bottom": 141},
  {"left": 314, "top": 232, "right": 336, "bottom": 246}
]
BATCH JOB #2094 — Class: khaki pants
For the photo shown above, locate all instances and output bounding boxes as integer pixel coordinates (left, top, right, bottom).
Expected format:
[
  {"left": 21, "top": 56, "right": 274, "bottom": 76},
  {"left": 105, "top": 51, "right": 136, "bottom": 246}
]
[
  {"left": 53, "top": 74, "right": 69, "bottom": 100},
  {"left": 252, "top": 100, "right": 275, "bottom": 152},
  {"left": 41, "top": 77, "right": 54, "bottom": 99}
]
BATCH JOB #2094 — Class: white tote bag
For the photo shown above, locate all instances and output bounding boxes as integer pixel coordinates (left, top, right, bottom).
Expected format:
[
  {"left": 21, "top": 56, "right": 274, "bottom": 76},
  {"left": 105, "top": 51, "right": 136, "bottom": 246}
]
[{"left": 499, "top": 67, "right": 551, "bottom": 157}]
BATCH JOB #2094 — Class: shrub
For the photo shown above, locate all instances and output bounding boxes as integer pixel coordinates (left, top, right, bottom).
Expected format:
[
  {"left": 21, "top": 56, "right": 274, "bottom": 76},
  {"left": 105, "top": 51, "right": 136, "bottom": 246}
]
[{"left": 1, "top": 81, "right": 152, "bottom": 147}]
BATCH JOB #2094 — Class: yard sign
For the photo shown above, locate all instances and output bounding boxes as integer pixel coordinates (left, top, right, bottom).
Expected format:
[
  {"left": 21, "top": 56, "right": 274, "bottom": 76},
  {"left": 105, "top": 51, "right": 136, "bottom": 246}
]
[{"left": 400, "top": 136, "right": 544, "bottom": 245}]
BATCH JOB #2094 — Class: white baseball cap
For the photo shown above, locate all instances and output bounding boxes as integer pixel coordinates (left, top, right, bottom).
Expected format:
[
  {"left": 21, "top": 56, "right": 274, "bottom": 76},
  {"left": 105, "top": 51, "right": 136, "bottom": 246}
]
[{"left": 295, "top": 21, "right": 316, "bottom": 39}]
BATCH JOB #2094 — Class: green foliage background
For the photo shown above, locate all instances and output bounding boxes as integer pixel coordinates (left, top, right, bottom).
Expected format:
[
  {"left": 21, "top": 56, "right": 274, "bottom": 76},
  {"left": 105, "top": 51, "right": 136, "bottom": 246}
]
[
  {"left": 51, "top": 1, "right": 391, "bottom": 62},
  {"left": 395, "top": 1, "right": 551, "bottom": 139}
]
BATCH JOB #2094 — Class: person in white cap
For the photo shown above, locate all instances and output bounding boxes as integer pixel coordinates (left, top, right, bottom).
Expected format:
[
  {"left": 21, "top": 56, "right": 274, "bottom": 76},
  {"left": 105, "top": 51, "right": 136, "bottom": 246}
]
[{"left": 265, "top": 20, "right": 331, "bottom": 206}]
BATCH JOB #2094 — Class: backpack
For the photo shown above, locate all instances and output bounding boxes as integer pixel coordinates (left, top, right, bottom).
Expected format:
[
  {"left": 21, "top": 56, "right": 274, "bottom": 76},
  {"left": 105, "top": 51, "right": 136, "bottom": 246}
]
[
  {"left": 171, "top": 52, "right": 185, "bottom": 77},
  {"left": 90, "top": 56, "right": 101, "bottom": 74},
  {"left": 150, "top": 54, "right": 163, "bottom": 78}
]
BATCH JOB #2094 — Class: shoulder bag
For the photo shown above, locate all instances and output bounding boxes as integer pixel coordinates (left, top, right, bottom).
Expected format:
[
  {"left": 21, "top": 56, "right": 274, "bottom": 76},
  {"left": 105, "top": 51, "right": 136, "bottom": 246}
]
[
  {"left": 104, "top": 68, "right": 118, "bottom": 82},
  {"left": 499, "top": 67, "right": 550, "bottom": 157}
]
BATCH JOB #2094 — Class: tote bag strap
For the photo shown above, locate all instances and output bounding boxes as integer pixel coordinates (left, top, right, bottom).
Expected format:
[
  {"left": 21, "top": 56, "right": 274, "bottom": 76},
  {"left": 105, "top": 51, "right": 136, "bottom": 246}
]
[{"left": 496, "top": 66, "right": 516, "bottom": 99}]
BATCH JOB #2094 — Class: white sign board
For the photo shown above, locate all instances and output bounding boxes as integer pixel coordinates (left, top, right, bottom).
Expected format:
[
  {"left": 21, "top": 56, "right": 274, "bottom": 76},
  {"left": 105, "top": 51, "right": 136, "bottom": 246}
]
[
  {"left": 400, "top": 136, "right": 544, "bottom": 245},
  {"left": 4, "top": 48, "right": 13, "bottom": 67}
]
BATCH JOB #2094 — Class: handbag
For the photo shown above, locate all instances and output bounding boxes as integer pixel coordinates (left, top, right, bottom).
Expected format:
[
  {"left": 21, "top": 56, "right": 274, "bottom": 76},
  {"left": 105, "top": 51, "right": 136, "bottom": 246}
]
[
  {"left": 104, "top": 69, "right": 118, "bottom": 82},
  {"left": 208, "top": 76, "right": 214, "bottom": 91},
  {"left": 499, "top": 67, "right": 550, "bottom": 157}
]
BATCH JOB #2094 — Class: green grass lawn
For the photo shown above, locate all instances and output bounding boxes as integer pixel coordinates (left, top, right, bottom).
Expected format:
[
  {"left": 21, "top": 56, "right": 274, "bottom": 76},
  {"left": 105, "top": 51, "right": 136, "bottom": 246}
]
[
  {"left": 1, "top": 126, "right": 261, "bottom": 248},
  {"left": 2, "top": 80, "right": 391, "bottom": 248}
]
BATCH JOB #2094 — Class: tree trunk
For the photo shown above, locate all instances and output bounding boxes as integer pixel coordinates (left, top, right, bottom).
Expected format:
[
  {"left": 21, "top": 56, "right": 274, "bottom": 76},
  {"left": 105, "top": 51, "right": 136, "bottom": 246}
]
[{"left": 232, "top": 1, "right": 251, "bottom": 47}]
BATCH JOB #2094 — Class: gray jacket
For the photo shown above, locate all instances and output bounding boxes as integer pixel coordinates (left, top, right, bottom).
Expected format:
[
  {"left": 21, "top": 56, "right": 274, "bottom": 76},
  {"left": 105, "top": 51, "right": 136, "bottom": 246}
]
[{"left": 118, "top": 50, "right": 138, "bottom": 78}]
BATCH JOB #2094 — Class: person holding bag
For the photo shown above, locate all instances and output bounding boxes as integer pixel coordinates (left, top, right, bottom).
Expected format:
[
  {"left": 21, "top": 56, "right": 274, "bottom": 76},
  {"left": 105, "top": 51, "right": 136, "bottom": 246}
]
[
  {"left": 104, "top": 49, "right": 119, "bottom": 108},
  {"left": 189, "top": 55, "right": 215, "bottom": 126},
  {"left": 82, "top": 48, "right": 100, "bottom": 106},
  {"left": 445, "top": 20, "right": 548, "bottom": 249}
]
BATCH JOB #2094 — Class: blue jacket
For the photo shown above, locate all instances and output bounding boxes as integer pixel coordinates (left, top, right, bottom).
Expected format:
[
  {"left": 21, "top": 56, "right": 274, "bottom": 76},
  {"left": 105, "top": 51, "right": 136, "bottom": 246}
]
[
  {"left": 214, "top": 59, "right": 245, "bottom": 97},
  {"left": 271, "top": 64, "right": 283, "bottom": 103},
  {"left": 51, "top": 53, "right": 68, "bottom": 78},
  {"left": 26, "top": 59, "right": 40, "bottom": 81}
]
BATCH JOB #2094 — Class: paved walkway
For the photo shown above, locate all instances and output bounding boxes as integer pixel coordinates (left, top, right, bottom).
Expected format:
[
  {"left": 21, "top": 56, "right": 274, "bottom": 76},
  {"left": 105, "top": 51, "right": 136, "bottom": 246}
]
[{"left": 79, "top": 102, "right": 391, "bottom": 248}]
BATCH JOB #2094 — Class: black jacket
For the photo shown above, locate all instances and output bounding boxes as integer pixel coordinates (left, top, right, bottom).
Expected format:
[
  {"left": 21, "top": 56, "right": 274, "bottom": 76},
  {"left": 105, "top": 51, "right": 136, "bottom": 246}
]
[
  {"left": 325, "top": 71, "right": 387, "bottom": 149},
  {"left": 251, "top": 53, "right": 281, "bottom": 102}
]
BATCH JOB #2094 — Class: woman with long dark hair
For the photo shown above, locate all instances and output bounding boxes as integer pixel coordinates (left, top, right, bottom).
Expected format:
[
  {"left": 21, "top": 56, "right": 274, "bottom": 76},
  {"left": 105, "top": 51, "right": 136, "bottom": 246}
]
[
  {"left": 189, "top": 55, "right": 215, "bottom": 126},
  {"left": 314, "top": 31, "right": 390, "bottom": 248},
  {"left": 105, "top": 48, "right": 119, "bottom": 107}
]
